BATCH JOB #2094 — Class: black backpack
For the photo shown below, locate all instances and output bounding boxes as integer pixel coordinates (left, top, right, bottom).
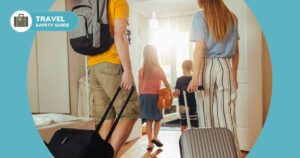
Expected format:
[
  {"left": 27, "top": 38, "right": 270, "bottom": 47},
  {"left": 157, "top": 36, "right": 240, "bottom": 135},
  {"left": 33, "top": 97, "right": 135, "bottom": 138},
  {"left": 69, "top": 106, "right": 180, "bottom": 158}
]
[
  {"left": 69, "top": 0, "right": 114, "bottom": 56},
  {"left": 46, "top": 87, "right": 136, "bottom": 158}
]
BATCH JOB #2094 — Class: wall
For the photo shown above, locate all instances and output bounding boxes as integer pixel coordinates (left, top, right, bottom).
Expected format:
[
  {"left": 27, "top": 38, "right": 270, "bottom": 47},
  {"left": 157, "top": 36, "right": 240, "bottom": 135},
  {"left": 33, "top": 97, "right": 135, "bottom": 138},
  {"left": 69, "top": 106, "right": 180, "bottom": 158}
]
[
  {"left": 128, "top": 0, "right": 141, "bottom": 84},
  {"left": 28, "top": 38, "right": 39, "bottom": 113},
  {"left": 28, "top": 0, "right": 71, "bottom": 113},
  {"left": 65, "top": 0, "right": 85, "bottom": 116},
  {"left": 28, "top": 0, "right": 85, "bottom": 115},
  {"left": 138, "top": 14, "right": 150, "bottom": 65}
]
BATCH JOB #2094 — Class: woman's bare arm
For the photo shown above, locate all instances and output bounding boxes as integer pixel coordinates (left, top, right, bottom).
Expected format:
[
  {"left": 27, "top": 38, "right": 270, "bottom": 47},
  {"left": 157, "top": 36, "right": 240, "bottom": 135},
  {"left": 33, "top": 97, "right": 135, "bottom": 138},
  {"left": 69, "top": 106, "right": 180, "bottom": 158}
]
[
  {"left": 187, "top": 41, "right": 206, "bottom": 92},
  {"left": 232, "top": 42, "right": 239, "bottom": 89}
]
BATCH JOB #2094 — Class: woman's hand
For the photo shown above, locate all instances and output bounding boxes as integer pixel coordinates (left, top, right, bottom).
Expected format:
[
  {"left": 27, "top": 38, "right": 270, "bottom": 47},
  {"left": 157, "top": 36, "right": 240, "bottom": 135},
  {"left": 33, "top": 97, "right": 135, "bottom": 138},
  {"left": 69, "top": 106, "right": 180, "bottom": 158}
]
[
  {"left": 188, "top": 41, "right": 205, "bottom": 93},
  {"left": 233, "top": 77, "right": 238, "bottom": 90},
  {"left": 187, "top": 77, "right": 200, "bottom": 93}
]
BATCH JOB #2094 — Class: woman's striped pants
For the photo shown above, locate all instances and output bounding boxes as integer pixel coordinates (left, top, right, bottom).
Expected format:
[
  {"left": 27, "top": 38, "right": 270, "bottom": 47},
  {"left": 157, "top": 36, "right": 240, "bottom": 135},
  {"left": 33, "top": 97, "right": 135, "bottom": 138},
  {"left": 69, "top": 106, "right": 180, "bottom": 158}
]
[{"left": 196, "top": 58, "right": 241, "bottom": 156}]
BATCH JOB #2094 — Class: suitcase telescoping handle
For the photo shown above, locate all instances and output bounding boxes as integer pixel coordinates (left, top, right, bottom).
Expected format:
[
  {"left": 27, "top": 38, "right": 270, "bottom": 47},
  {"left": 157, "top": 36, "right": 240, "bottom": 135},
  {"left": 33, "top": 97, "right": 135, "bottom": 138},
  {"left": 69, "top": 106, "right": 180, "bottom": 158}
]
[
  {"left": 95, "top": 86, "right": 136, "bottom": 142},
  {"left": 182, "top": 86, "right": 204, "bottom": 129}
]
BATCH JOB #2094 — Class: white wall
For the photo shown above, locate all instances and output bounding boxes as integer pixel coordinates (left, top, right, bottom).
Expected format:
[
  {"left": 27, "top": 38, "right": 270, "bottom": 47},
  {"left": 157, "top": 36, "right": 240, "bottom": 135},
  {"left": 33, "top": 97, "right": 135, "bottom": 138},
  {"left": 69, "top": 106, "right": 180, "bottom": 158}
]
[
  {"left": 28, "top": 0, "right": 85, "bottom": 114},
  {"left": 128, "top": 0, "right": 141, "bottom": 85},
  {"left": 28, "top": 38, "right": 39, "bottom": 113},
  {"left": 65, "top": 0, "right": 85, "bottom": 116}
]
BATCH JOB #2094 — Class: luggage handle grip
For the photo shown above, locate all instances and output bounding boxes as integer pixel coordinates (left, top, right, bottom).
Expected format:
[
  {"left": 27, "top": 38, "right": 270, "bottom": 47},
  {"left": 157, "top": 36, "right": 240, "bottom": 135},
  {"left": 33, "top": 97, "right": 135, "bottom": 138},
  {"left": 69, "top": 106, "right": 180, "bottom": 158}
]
[
  {"left": 94, "top": 86, "right": 136, "bottom": 141},
  {"left": 181, "top": 85, "right": 204, "bottom": 92}
]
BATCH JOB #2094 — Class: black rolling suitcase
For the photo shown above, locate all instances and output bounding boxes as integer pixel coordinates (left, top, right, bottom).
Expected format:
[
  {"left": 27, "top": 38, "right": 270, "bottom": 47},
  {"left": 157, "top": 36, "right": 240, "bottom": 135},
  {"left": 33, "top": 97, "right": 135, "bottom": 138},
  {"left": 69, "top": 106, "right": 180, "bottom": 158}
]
[
  {"left": 179, "top": 86, "right": 239, "bottom": 158},
  {"left": 46, "top": 87, "right": 135, "bottom": 158}
]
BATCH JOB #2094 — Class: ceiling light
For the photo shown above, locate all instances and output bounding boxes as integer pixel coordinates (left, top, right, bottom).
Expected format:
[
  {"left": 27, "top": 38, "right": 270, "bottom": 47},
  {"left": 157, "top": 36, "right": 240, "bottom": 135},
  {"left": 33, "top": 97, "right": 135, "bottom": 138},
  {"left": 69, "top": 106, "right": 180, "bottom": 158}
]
[{"left": 150, "top": 12, "right": 159, "bottom": 29}]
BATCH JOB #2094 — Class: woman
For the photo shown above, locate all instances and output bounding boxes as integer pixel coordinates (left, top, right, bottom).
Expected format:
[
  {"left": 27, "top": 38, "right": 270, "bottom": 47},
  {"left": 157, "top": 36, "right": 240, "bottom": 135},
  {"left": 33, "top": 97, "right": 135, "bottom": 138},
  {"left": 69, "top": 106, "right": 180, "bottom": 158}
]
[
  {"left": 138, "top": 45, "right": 172, "bottom": 151},
  {"left": 187, "top": 0, "right": 241, "bottom": 156}
]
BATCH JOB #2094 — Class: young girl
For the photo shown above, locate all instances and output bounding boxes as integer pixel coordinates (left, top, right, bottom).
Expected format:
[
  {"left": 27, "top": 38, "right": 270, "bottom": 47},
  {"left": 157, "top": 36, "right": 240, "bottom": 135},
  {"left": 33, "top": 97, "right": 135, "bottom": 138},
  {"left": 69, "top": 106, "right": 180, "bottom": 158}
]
[
  {"left": 138, "top": 45, "right": 172, "bottom": 151},
  {"left": 187, "top": 0, "right": 240, "bottom": 156}
]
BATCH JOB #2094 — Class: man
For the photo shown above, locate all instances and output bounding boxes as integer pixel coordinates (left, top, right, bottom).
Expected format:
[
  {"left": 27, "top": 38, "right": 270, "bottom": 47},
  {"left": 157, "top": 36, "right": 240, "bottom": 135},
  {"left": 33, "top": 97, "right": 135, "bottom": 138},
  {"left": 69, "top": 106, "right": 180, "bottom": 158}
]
[{"left": 88, "top": 0, "right": 140, "bottom": 156}]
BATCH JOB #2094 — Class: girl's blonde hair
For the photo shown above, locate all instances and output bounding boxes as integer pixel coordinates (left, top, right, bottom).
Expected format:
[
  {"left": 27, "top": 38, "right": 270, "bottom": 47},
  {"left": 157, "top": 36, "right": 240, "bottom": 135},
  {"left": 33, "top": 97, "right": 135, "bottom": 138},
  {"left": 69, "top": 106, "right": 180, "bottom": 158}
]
[
  {"left": 142, "top": 45, "right": 160, "bottom": 79},
  {"left": 198, "top": 0, "right": 237, "bottom": 41}
]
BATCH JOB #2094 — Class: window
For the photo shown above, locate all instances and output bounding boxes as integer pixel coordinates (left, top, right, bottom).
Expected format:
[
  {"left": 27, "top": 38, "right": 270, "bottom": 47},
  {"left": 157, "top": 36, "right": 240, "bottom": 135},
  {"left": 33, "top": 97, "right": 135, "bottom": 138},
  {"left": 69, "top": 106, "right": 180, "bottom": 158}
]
[{"left": 149, "top": 24, "right": 192, "bottom": 87}]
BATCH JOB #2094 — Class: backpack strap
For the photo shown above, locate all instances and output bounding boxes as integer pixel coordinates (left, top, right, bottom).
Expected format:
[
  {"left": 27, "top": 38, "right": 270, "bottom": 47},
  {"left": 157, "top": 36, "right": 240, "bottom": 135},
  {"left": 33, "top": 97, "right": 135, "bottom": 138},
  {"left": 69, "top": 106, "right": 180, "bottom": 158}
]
[{"left": 97, "top": 0, "right": 109, "bottom": 23}]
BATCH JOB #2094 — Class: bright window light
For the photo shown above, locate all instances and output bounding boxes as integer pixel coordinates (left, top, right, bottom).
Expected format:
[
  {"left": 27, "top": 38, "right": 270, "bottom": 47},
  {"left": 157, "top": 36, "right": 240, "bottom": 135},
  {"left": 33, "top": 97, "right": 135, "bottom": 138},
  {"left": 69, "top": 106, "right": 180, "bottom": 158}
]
[
  {"left": 150, "top": 24, "right": 188, "bottom": 57},
  {"left": 150, "top": 26, "right": 174, "bottom": 53},
  {"left": 149, "top": 23, "right": 191, "bottom": 85},
  {"left": 150, "top": 12, "right": 159, "bottom": 30}
]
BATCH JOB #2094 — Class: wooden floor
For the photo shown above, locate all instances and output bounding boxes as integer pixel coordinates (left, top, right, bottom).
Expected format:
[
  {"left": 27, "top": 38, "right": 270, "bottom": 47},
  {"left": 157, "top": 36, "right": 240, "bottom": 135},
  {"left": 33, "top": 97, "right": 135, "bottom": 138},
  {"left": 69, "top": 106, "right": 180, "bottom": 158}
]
[{"left": 117, "top": 128, "right": 248, "bottom": 158}]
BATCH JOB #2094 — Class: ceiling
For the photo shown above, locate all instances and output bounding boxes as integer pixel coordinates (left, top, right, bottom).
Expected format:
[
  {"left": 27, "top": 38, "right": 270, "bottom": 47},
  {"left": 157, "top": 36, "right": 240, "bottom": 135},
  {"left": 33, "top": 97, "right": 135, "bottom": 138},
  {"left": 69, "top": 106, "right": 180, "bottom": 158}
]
[{"left": 137, "top": 0, "right": 199, "bottom": 18}]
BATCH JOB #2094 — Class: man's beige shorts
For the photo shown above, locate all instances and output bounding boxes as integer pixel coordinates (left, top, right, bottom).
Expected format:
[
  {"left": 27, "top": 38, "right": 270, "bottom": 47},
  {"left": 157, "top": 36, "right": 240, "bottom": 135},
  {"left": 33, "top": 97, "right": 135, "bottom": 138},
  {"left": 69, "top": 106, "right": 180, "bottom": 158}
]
[{"left": 89, "top": 62, "right": 140, "bottom": 122}]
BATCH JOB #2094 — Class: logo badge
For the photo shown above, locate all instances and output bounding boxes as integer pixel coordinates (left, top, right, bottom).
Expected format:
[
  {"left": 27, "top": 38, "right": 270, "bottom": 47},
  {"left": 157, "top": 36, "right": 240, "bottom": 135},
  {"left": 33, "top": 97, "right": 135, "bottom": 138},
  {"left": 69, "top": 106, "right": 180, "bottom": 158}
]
[{"left": 10, "top": 10, "right": 32, "bottom": 32}]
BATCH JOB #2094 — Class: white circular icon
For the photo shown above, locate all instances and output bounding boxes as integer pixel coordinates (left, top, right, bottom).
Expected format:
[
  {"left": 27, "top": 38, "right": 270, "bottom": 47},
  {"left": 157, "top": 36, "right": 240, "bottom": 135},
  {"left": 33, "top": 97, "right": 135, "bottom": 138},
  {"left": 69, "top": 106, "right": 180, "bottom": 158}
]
[{"left": 10, "top": 10, "right": 32, "bottom": 32}]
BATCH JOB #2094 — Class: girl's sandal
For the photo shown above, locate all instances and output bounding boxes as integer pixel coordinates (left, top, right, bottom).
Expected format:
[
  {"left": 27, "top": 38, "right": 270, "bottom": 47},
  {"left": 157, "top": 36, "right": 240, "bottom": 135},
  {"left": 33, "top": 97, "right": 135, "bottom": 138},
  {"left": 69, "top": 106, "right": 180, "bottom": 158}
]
[
  {"left": 151, "top": 139, "right": 163, "bottom": 147},
  {"left": 147, "top": 146, "right": 154, "bottom": 151}
]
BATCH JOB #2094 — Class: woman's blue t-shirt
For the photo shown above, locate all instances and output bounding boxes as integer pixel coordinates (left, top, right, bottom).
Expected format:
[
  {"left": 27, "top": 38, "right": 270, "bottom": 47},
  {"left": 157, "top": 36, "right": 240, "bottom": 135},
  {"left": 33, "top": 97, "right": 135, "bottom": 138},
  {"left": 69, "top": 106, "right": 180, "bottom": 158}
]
[{"left": 190, "top": 10, "right": 239, "bottom": 58}]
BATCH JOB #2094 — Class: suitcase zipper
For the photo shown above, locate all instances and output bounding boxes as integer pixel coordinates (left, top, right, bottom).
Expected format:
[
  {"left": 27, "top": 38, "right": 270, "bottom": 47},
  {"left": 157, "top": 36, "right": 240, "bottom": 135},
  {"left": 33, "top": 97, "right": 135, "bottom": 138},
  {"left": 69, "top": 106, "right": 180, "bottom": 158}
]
[{"left": 61, "top": 137, "right": 68, "bottom": 144}]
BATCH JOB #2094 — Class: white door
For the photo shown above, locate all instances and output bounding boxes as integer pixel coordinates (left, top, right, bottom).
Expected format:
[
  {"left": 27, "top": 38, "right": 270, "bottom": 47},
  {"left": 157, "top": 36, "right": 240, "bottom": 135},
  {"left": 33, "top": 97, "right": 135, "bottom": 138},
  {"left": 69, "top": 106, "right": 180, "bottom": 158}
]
[
  {"left": 37, "top": 0, "right": 70, "bottom": 113},
  {"left": 28, "top": 0, "right": 70, "bottom": 114},
  {"left": 28, "top": 38, "right": 39, "bottom": 113},
  {"left": 225, "top": 0, "right": 263, "bottom": 151}
]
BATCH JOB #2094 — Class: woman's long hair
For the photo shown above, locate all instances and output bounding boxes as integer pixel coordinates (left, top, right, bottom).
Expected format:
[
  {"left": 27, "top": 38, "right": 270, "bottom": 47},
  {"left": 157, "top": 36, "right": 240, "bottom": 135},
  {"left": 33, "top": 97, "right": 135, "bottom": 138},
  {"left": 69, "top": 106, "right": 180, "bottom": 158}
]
[
  {"left": 142, "top": 45, "right": 160, "bottom": 79},
  {"left": 198, "top": 0, "right": 237, "bottom": 41}
]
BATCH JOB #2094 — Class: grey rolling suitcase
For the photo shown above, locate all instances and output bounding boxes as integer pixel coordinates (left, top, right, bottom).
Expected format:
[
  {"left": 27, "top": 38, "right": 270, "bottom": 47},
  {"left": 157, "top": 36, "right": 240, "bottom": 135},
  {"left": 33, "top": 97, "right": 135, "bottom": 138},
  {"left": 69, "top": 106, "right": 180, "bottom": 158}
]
[{"left": 179, "top": 86, "right": 239, "bottom": 158}]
